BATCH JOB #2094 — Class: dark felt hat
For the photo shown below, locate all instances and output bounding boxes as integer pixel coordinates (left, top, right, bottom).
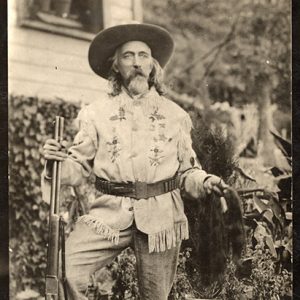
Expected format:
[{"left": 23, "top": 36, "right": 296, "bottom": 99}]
[{"left": 88, "top": 23, "right": 174, "bottom": 79}]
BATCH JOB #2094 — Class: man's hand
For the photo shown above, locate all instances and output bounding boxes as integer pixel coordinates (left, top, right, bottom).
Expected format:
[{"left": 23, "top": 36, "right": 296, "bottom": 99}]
[
  {"left": 43, "top": 139, "right": 68, "bottom": 161},
  {"left": 203, "top": 175, "right": 228, "bottom": 196}
]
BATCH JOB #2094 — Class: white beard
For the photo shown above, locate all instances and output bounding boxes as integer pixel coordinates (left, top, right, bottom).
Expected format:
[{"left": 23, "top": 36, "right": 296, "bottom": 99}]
[{"left": 127, "top": 75, "right": 149, "bottom": 95}]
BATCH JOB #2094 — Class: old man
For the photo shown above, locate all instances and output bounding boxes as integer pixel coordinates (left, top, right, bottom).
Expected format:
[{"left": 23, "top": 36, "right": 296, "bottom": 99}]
[{"left": 42, "top": 23, "right": 227, "bottom": 300}]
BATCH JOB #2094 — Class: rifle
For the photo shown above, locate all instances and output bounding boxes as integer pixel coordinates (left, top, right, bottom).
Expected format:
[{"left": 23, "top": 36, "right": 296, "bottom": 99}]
[{"left": 45, "top": 116, "right": 67, "bottom": 300}]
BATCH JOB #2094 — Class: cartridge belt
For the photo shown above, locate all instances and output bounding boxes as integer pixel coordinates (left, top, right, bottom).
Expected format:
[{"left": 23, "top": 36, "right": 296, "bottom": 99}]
[{"left": 95, "top": 175, "right": 180, "bottom": 200}]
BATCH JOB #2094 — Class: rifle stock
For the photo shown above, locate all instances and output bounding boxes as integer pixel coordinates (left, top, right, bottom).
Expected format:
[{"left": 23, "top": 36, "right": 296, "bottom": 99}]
[{"left": 45, "top": 116, "right": 64, "bottom": 300}]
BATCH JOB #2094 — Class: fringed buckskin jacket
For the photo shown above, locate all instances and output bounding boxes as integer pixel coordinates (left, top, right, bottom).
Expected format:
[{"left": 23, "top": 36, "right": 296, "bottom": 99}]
[{"left": 42, "top": 87, "right": 210, "bottom": 253}]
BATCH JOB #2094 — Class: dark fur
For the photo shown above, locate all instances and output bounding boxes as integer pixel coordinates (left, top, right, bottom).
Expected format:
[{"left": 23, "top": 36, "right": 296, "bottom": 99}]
[
  {"left": 181, "top": 110, "right": 244, "bottom": 289},
  {"left": 184, "top": 187, "right": 245, "bottom": 287}
]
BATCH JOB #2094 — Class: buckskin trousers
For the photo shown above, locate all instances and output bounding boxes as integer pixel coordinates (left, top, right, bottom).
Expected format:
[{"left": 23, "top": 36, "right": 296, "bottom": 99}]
[{"left": 58, "top": 221, "right": 181, "bottom": 300}]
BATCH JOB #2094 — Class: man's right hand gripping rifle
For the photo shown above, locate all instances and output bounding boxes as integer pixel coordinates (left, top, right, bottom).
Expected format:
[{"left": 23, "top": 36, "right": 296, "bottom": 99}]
[{"left": 43, "top": 138, "right": 68, "bottom": 163}]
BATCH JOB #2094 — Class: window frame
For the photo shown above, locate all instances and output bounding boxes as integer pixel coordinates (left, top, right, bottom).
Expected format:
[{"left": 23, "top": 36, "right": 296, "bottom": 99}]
[
  {"left": 16, "top": 0, "right": 143, "bottom": 41},
  {"left": 16, "top": 0, "right": 104, "bottom": 41}
]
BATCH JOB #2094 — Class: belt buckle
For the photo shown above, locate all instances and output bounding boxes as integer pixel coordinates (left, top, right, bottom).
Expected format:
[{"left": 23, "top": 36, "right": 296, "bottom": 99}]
[{"left": 135, "top": 181, "right": 148, "bottom": 200}]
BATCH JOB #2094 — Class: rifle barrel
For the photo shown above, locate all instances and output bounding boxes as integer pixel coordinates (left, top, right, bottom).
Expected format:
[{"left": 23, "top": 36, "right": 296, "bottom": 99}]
[
  {"left": 45, "top": 116, "right": 65, "bottom": 299},
  {"left": 49, "top": 117, "right": 60, "bottom": 215},
  {"left": 54, "top": 117, "right": 64, "bottom": 214}
]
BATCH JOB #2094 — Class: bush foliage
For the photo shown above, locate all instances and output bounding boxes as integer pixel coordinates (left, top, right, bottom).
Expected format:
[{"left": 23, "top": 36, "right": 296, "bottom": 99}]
[{"left": 9, "top": 95, "right": 81, "bottom": 296}]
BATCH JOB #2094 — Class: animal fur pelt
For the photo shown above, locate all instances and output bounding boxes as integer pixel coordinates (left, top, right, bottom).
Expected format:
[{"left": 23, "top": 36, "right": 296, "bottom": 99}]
[{"left": 184, "top": 187, "right": 245, "bottom": 287}]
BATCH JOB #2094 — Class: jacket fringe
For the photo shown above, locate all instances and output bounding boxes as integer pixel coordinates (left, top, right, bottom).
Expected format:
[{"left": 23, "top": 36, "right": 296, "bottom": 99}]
[
  {"left": 148, "top": 221, "right": 189, "bottom": 253},
  {"left": 77, "top": 215, "right": 120, "bottom": 245}
]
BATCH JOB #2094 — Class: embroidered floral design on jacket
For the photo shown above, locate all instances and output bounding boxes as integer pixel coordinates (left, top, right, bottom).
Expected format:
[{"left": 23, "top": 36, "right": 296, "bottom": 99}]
[
  {"left": 149, "top": 107, "right": 166, "bottom": 122},
  {"left": 149, "top": 124, "right": 156, "bottom": 131},
  {"left": 110, "top": 106, "right": 126, "bottom": 121},
  {"left": 106, "top": 136, "right": 121, "bottom": 162},
  {"left": 149, "top": 146, "right": 164, "bottom": 166},
  {"left": 153, "top": 134, "right": 168, "bottom": 142},
  {"left": 148, "top": 107, "right": 168, "bottom": 166}
]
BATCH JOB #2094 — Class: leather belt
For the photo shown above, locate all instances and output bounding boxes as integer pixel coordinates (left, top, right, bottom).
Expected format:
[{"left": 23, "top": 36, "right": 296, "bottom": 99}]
[{"left": 95, "top": 175, "right": 180, "bottom": 200}]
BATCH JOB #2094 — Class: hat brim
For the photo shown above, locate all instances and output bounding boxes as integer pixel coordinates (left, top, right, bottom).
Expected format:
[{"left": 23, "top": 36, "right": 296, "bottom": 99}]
[{"left": 88, "top": 23, "right": 174, "bottom": 79}]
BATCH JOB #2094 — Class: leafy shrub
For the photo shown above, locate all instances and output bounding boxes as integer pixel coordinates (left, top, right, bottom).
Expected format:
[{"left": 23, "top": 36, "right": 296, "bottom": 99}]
[
  {"left": 110, "top": 248, "right": 139, "bottom": 300},
  {"left": 220, "top": 135, "right": 292, "bottom": 299},
  {"left": 221, "top": 242, "right": 292, "bottom": 299},
  {"left": 9, "top": 95, "right": 81, "bottom": 295}
]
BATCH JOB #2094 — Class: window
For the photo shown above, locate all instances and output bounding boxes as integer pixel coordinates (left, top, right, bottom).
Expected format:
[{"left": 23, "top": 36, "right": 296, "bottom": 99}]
[
  {"left": 18, "top": 0, "right": 105, "bottom": 41},
  {"left": 17, "top": 0, "right": 143, "bottom": 41}
]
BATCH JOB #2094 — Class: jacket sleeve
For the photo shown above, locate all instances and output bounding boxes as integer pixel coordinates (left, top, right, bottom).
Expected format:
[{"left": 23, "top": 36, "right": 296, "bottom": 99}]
[
  {"left": 177, "top": 113, "right": 211, "bottom": 199},
  {"left": 41, "top": 106, "right": 98, "bottom": 203}
]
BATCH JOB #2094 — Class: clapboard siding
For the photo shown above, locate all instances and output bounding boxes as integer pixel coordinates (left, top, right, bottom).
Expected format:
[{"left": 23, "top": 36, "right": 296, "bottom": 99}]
[
  {"left": 9, "top": 26, "right": 107, "bottom": 103},
  {"left": 9, "top": 28, "right": 88, "bottom": 58},
  {"left": 9, "top": 43, "right": 91, "bottom": 75},
  {"left": 10, "top": 60, "right": 102, "bottom": 91}
]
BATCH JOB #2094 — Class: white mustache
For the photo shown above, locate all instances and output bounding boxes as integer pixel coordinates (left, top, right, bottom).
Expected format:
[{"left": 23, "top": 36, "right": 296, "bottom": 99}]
[{"left": 129, "top": 69, "right": 147, "bottom": 79}]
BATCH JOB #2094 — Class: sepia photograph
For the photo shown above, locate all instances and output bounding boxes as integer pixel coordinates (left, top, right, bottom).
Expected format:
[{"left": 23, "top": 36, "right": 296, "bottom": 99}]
[{"left": 8, "top": 0, "right": 292, "bottom": 299}]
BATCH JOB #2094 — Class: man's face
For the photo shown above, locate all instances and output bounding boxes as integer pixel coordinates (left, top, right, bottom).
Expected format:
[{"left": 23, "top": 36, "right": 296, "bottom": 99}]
[{"left": 115, "top": 41, "right": 153, "bottom": 95}]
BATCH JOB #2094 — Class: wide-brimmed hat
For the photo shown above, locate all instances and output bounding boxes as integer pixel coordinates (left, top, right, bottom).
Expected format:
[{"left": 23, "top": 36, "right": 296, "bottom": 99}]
[{"left": 88, "top": 23, "right": 174, "bottom": 79}]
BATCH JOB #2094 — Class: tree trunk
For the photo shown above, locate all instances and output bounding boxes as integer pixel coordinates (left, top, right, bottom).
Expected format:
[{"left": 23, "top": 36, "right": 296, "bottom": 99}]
[{"left": 256, "top": 75, "right": 276, "bottom": 166}]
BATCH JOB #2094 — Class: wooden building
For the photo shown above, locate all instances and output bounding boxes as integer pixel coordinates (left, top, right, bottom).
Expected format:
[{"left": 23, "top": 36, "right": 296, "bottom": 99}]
[{"left": 8, "top": 0, "right": 143, "bottom": 103}]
